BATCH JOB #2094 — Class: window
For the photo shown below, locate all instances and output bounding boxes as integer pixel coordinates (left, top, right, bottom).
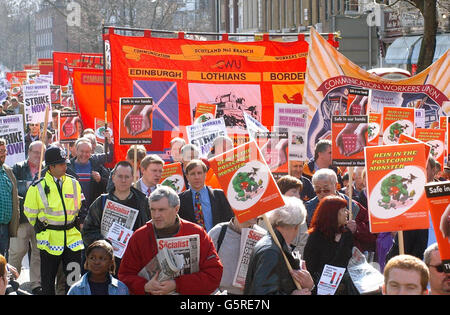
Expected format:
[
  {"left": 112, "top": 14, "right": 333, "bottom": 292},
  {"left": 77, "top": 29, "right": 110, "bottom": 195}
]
[{"left": 344, "top": 0, "right": 359, "bottom": 13}]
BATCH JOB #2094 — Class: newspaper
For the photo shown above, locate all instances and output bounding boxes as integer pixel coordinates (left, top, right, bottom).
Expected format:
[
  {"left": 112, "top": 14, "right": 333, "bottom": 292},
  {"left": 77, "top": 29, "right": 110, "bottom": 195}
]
[
  {"left": 317, "top": 264, "right": 346, "bottom": 295},
  {"left": 232, "top": 228, "right": 265, "bottom": 288},
  {"left": 347, "top": 247, "right": 384, "bottom": 294},
  {"left": 106, "top": 222, "right": 134, "bottom": 259},
  {"left": 100, "top": 199, "right": 139, "bottom": 238},
  {"left": 156, "top": 234, "right": 200, "bottom": 277},
  {"left": 138, "top": 246, "right": 185, "bottom": 282}
]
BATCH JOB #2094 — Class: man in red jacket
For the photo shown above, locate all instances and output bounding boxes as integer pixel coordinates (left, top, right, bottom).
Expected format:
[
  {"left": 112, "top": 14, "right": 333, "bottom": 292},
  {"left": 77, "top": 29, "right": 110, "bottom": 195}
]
[{"left": 118, "top": 186, "right": 223, "bottom": 295}]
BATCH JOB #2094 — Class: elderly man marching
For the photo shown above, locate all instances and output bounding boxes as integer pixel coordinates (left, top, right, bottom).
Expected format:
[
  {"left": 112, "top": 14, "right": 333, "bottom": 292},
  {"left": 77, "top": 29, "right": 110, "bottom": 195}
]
[{"left": 24, "top": 145, "right": 83, "bottom": 295}]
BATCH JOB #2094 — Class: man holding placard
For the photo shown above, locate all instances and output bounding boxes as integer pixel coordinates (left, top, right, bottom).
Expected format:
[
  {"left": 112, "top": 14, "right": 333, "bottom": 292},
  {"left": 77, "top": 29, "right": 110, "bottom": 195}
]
[{"left": 82, "top": 161, "right": 150, "bottom": 274}]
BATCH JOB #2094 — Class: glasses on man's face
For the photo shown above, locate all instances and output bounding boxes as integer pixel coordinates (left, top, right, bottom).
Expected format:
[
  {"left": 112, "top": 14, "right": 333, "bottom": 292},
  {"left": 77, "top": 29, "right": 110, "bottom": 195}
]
[
  {"left": 429, "top": 264, "right": 445, "bottom": 273},
  {"left": 314, "top": 187, "right": 332, "bottom": 194},
  {"left": 116, "top": 175, "right": 132, "bottom": 181}
]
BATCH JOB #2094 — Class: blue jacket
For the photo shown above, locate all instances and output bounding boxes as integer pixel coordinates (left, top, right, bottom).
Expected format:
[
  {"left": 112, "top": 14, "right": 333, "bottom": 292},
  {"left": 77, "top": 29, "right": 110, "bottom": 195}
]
[
  {"left": 67, "top": 272, "right": 129, "bottom": 295},
  {"left": 305, "top": 192, "right": 360, "bottom": 227}
]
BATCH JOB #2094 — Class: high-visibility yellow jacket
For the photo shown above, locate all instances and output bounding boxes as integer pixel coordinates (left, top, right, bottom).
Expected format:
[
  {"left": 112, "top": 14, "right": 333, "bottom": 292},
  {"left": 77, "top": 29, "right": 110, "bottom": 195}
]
[{"left": 24, "top": 171, "right": 84, "bottom": 255}]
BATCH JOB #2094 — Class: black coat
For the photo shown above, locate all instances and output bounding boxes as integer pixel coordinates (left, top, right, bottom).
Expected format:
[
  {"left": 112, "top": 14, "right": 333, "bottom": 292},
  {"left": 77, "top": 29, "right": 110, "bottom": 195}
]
[
  {"left": 244, "top": 230, "right": 300, "bottom": 295},
  {"left": 12, "top": 160, "right": 35, "bottom": 223},
  {"left": 303, "top": 229, "right": 358, "bottom": 295},
  {"left": 178, "top": 186, "right": 234, "bottom": 228},
  {"left": 81, "top": 187, "right": 150, "bottom": 249}
]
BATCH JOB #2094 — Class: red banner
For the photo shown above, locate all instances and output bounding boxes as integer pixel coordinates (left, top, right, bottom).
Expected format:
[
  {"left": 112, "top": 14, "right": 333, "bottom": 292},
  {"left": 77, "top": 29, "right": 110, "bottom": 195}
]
[
  {"left": 71, "top": 68, "right": 111, "bottom": 133},
  {"left": 53, "top": 52, "right": 103, "bottom": 85},
  {"left": 38, "top": 58, "right": 53, "bottom": 75},
  {"left": 107, "top": 31, "right": 313, "bottom": 162}
]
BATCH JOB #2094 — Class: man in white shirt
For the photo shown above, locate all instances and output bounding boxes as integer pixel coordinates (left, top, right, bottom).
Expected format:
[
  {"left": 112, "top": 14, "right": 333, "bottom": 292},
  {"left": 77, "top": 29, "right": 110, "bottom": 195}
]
[{"left": 135, "top": 154, "right": 164, "bottom": 197}]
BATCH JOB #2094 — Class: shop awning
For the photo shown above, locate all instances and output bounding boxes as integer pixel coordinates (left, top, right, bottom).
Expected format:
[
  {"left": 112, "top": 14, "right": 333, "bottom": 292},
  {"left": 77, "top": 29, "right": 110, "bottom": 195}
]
[
  {"left": 385, "top": 35, "right": 421, "bottom": 64},
  {"left": 410, "top": 34, "right": 450, "bottom": 63},
  {"left": 386, "top": 34, "right": 450, "bottom": 64}
]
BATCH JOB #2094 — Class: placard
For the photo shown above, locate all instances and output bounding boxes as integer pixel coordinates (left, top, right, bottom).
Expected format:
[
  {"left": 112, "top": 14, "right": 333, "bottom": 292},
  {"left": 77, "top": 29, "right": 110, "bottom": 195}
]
[
  {"left": 364, "top": 142, "right": 430, "bottom": 233},
  {"left": 382, "top": 106, "right": 415, "bottom": 145},
  {"left": 332, "top": 115, "right": 368, "bottom": 166},
  {"left": 23, "top": 83, "right": 52, "bottom": 124},
  {"left": 119, "top": 97, "right": 153, "bottom": 145},
  {"left": 208, "top": 141, "right": 285, "bottom": 223}
]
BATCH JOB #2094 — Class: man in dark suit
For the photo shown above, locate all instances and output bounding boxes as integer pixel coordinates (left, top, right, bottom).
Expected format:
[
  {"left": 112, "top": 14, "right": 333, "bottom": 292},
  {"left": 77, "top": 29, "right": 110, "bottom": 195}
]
[{"left": 179, "top": 159, "right": 233, "bottom": 232}]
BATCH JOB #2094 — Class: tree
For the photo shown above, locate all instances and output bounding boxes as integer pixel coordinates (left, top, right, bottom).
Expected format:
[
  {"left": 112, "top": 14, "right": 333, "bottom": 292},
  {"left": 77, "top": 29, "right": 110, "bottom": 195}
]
[
  {"left": 408, "top": 0, "right": 438, "bottom": 73},
  {"left": 381, "top": 0, "right": 439, "bottom": 73}
]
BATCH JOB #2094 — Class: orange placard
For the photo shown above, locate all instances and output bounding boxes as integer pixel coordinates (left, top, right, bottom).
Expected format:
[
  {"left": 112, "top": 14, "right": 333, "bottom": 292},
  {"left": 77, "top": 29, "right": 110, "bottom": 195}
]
[
  {"left": 415, "top": 128, "right": 446, "bottom": 171},
  {"left": 382, "top": 107, "right": 415, "bottom": 145},
  {"left": 159, "top": 162, "right": 185, "bottom": 194},
  {"left": 398, "top": 133, "right": 432, "bottom": 158},
  {"left": 364, "top": 142, "right": 430, "bottom": 233},
  {"left": 439, "top": 116, "right": 447, "bottom": 130},
  {"left": 425, "top": 181, "right": 450, "bottom": 273},
  {"left": 368, "top": 112, "right": 382, "bottom": 146},
  {"left": 331, "top": 115, "right": 367, "bottom": 167},
  {"left": 119, "top": 97, "right": 153, "bottom": 145},
  {"left": 59, "top": 111, "right": 81, "bottom": 144},
  {"left": 208, "top": 141, "right": 285, "bottom": 223},
  {"left": 193, "top": 103, "right": 217, "bottom": 124}
]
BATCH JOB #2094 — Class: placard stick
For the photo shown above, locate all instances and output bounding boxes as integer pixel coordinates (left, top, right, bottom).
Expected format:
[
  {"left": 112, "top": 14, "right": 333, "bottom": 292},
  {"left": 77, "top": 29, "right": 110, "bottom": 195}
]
[
  {"left": 133, "top": 145, "right": 138, "bottom": 183},
  {"left": 398, "top": 231, "right": 405, "bottom": 255},
  {"left": 347, "top": 167, "right": 354, "bottom": 219},
  {"left": 262, "top": 214, "right": 302, "bottom": 290},
  {"left": 37, "top": 105, "right": 50, "bottom": 180}
]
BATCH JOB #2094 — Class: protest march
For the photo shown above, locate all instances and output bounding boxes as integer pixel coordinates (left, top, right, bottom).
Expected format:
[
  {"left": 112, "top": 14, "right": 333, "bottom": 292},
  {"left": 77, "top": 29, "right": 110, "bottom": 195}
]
[{"left": 0, "top": 25, "right": 449, "bottom": 301}]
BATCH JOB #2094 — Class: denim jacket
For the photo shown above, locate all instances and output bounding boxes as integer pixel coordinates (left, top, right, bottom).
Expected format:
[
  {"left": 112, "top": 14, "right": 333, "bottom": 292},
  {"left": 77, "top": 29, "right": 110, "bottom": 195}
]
[{"left": 67, "top": 272, "right": 129, "bottom": 295}]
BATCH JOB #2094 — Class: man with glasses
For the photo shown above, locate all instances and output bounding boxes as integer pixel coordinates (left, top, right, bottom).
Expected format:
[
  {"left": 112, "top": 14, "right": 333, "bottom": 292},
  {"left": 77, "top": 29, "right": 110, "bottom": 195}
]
[
  {"left": 9, "top": 141, "right": 44, "bottom": 294},
  {"left": 305, "top": 168, "right": 376, "bottom": 254},
  {"left": 424, "top": 243, "right": 450, "bottom": 295},
  {"left": 82, "top": 161, "right": 150, "bottom": 274}
]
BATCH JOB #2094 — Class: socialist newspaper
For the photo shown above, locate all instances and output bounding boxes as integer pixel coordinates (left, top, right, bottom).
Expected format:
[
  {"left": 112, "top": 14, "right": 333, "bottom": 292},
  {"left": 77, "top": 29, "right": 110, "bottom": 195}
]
[
  {"left": 232, "top": 228, "right": 265, "bottom": 288},
  {"left": 100, "top": 199, "right": 139, "bottom": 237}
]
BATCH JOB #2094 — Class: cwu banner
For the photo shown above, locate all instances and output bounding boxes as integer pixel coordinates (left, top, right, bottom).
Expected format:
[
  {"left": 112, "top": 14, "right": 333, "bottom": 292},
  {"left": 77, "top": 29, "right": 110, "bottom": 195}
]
[{"left": 106, "top": 30, "right": 323, "bottom": 162}]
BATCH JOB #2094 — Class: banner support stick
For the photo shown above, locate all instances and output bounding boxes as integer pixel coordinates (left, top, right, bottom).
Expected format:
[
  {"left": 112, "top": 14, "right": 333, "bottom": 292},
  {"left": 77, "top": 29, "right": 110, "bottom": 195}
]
[
  {"left": 102, "top": 20, "right": 109, "bottom": 156},
  {"left": 398, "top": 231, "right": 405, "bottom": 255},
  {"left": 348, "top": 167, "right": 354, "bottom": 219},
  {"left": 133, "top": 145, "right": 138, "bottom": 183},
  {"left": 37, "top": 105, "right": 50, "bottom": 180}
]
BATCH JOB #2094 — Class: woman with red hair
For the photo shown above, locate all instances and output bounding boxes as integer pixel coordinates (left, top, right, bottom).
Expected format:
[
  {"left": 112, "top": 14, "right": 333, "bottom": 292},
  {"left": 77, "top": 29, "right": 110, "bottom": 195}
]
[{"left": 303, "top": 195, "right": 358, "bottom": 295}]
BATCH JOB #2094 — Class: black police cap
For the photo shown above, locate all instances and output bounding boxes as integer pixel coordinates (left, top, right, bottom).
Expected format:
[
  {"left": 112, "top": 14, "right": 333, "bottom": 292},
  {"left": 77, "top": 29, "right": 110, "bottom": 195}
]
[{"left": 44, "top": 145, "right": 69, "bottom": 166}]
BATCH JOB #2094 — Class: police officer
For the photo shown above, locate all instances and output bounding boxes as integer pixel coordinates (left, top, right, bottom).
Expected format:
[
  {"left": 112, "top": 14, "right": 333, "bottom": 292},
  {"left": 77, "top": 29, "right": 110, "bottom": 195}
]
[{"left": 24, "top": 145, "right": 83, "bottom": 295}]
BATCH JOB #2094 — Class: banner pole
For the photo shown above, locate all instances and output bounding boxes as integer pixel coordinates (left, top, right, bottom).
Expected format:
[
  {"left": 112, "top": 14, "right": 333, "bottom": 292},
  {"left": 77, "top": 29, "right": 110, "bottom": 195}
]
[
  {"left": 262, "top": 214, "right": 302, "bottom": 290},
  {"left": 348, "top": 167, "right": 354, "bottom": 219},
  {"left": 398, "top": 231, "right": 405, "bottom": 255},
  {"left": 102, "top": 21, "right": 109, "bottom": 157},
  {"left": 133, "top": 145, "right": 138, "bottom": 183}
]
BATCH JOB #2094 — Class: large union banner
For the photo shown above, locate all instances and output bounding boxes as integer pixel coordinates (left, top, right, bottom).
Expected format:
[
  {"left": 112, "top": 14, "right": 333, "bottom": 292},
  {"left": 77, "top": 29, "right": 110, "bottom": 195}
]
[
  {"left": 304, "top": 28, "right": 449, "bottom": 159},
  {"left": 107, "top": 30, "right": 315, "bottom": 161}
]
